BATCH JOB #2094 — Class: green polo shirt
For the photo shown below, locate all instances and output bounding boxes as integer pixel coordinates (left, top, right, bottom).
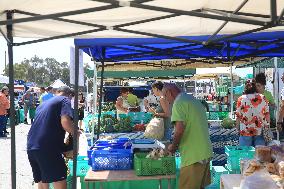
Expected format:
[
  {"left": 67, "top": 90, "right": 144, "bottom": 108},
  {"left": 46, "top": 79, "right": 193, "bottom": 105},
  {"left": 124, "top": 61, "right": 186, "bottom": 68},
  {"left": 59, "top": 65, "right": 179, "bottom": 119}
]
[
  {"left": 171, "top": 93, "right": 213, "bottom": 168},
  {"left": 263, "top": 90, "right": 275, "bottom": 105},
  {"left": 127, "top": 93, "right": 139, "bottom": 107}
]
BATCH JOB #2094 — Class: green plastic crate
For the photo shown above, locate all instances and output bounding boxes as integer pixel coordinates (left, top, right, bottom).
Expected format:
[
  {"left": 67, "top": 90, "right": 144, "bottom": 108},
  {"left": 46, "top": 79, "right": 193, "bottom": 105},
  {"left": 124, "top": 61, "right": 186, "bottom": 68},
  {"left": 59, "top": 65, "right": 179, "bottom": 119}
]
[
  {"left": 225, "top": 146, "right": 255, "bottom": 171},
  {"left": 211, "top": 166, "right": 228, "bottom": 187},
  {"left": 134, "top": 153, "right": 176, "bottom": 176},
  {"left": 224, "top": 164, "right": 240, "bottom": 174},
  {"left": 49, "top": 175, "right": 72, "bottom": 189},
  {"left": 68, "top": 156, "right": 89, "bottom": 177},
  {"left": 205, "top": 184, "right": 219, "bottom": 189},
  {"left": 209, "top": 112, "right": 219, "bottom": 120},
  {"left": 217, "top": 112, "right": 229, "bottom": 120}
]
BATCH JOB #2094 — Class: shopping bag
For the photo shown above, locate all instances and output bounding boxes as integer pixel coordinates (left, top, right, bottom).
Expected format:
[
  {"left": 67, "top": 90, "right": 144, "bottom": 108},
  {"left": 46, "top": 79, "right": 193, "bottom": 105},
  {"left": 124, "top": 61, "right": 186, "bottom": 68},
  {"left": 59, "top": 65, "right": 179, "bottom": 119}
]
[
  {"left": 144, "top": 117, "right": 164, "bottom": 140},
  {"left": 262, "top": 125, "right": 273, "bottom": 143},
  {"left": 63, "top": 133, "right": 79, "bottom": 159}
]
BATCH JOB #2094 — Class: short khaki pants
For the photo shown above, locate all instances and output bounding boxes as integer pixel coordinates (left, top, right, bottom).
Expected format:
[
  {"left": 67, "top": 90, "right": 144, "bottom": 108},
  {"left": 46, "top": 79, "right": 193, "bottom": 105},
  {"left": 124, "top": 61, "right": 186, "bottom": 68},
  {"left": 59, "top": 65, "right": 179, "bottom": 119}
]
[{"left": 179, "top": 161, "right": 211, "bottom": 189}]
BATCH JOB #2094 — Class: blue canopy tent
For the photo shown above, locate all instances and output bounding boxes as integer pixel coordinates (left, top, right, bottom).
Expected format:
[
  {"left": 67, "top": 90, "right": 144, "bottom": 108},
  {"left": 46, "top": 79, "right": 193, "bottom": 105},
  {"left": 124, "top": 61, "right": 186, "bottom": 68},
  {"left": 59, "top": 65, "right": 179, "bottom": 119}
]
[
  {"left": 75, "top": 30, "right": 284, "bottom": 139},
  {"left": 75, "top": 31, "right": 284, "bottom": 64}
]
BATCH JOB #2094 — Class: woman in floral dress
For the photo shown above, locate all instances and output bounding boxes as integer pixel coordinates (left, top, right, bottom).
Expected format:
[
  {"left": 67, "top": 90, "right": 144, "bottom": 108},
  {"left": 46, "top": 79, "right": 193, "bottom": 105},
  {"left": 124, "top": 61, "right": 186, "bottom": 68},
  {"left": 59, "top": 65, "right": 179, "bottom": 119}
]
[{"left": 235, "top": 80, "right": 270, "bottom": 146}]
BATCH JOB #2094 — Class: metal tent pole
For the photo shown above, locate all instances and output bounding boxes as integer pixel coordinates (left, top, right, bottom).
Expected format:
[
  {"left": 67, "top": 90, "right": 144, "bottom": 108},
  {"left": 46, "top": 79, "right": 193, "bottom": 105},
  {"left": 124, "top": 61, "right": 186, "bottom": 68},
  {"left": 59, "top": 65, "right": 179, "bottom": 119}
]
[
  {"left": 86, "top": 77, "right": 89, "bottom": 109},
  {"left": 72, "top": 46, "right": 80, "bottom": 189},
  {"left": 230, "top": 64, "right": 234, "bottom": 118},
  {"left": 6, "top": 10, "right": 16, "bottom": 189},
  {"left": 274, "top": 57, "right": 280, "bottom": 141},
  {"left": 93, "top": 65, "right": 98, "bottom": 114},
  {"left": 92, "top": 63, "right": 98, "bottom": 142},
  {"left": 227, "top": 42, "right": 234, "bottom": 118},
  {"left": 97, "top": 48, "right": 105, "bottom": 139}
]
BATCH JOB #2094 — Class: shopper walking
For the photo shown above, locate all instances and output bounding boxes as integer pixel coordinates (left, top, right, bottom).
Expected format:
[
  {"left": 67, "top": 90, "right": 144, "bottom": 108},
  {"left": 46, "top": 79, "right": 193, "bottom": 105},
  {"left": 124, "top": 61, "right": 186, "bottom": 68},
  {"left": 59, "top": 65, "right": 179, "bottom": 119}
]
[{"left": 0, "top": 86, "right": 10, "bottom": 137}]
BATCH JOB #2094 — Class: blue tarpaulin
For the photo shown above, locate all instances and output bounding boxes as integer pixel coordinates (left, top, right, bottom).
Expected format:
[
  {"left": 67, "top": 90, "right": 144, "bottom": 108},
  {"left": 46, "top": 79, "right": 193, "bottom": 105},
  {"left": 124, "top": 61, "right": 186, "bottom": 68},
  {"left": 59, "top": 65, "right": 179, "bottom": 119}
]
[{"left": 75, "top": 31, "right": 284, "bottom": 62}]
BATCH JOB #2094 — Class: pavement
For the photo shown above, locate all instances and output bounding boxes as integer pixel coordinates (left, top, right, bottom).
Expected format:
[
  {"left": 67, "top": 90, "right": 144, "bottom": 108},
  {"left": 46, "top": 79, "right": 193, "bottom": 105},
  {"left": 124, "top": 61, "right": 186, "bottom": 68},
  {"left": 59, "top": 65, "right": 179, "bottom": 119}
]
[{"left": 0, "top": 123, "right": 35, "bottom": 189}]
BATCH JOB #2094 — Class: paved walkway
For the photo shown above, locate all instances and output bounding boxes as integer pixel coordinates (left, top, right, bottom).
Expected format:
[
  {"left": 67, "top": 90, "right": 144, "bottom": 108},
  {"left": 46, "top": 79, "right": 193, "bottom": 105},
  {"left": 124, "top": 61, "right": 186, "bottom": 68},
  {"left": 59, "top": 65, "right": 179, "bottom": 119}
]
[{"left": 0, "top": 123, "right": 34, "bottom": 189}]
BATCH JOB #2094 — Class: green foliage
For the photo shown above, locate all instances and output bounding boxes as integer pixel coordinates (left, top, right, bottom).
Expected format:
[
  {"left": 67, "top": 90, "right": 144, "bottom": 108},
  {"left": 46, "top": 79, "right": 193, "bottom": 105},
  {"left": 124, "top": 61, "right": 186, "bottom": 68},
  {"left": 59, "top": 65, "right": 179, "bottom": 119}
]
[
  {"left": 3, "top": 55, "right": 90, "bottom": 86},
  {"left": 93, "top": 114, "right": 133, "bottom": 133},
  {"left": 102, "top": 102, "right": 116, "bottom": 111},
  {"left": 114, "top": 116, "right": 132, "bottom": 133},
  {"left": 221, "top": 117, "right": 235, "bottom": 129}
]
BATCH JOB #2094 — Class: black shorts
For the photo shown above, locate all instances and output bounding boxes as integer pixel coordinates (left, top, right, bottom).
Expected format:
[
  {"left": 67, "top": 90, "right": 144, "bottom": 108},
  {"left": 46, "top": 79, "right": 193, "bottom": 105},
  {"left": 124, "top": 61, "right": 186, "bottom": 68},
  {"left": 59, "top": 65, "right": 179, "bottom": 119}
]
[
  {"left": 27, "top": 150, "right": 67, "bottom": 183},
  {"left": 78, "top": 108, "right": 84, "bottom": 120}
]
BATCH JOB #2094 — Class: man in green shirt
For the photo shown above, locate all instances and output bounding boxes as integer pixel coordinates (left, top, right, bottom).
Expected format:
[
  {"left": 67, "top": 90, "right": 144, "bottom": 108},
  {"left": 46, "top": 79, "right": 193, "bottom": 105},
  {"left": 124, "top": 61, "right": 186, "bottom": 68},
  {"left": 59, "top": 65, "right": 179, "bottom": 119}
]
[
  {"left": 127, "top": 88, "right": 139, "bottom": 107},
  {"left": 255, "top": 73, "right": 276, "bottom": 128},
  {"left": 163, "top": 83, "right": 213, "bottom": 189}
]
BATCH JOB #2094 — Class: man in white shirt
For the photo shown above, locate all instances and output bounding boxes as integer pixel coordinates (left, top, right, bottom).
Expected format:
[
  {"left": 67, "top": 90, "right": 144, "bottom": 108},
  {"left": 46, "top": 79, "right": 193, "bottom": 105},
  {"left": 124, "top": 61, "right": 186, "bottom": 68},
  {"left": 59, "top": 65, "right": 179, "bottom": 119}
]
[{"left": 144, "top": 90, "right": 160, "bottom": 112}]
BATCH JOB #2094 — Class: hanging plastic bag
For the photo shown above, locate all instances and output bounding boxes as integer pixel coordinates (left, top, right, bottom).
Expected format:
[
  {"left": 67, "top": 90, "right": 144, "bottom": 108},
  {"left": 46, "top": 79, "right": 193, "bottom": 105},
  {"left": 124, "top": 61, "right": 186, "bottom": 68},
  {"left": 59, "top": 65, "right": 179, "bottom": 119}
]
[
  {"left": 144, "top": 117, "right": 164, "bottom": 140},
  {"left": 240, "top": 170, "right": 278, "bottom": 189}
]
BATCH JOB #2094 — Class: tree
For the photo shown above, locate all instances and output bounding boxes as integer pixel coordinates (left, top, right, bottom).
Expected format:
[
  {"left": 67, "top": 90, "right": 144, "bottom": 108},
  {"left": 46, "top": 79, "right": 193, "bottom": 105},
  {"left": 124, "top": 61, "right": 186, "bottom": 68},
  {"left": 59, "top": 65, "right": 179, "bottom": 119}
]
[
  {"left": 3, "top": 55, "right": 92, "bottom": 90},
  {"left": 3, "top": 55, "right": 70, "bottom": 86}
]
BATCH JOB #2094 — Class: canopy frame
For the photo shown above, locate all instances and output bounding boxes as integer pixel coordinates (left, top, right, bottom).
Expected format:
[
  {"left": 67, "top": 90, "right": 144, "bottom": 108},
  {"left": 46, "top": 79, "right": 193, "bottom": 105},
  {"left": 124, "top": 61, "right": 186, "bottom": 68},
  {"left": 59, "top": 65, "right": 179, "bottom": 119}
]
[{"left": 1, "top": 1, "right": 284, "bottom": 189}]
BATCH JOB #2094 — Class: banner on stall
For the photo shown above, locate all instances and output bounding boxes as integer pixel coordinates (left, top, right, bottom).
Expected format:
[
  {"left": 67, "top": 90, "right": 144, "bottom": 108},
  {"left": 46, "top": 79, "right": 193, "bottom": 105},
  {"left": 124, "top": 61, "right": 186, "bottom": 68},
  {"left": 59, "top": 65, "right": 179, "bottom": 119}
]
[{"left": 70, "top": 47, "right": 84, "bottom": 86}]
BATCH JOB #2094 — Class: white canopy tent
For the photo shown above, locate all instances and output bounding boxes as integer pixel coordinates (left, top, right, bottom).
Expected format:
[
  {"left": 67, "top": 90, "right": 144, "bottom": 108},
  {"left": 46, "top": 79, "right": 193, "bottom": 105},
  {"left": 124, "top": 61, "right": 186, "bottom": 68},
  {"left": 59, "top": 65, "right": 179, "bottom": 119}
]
[
  {"left": 50, "top": 79, "right": 67, "bottom": 89},
  {"left": 0, "top": 75, "right": 9, "bottom": 84},
  {"left": 0, "top": 0, "right": 284, "bottom": 40}
]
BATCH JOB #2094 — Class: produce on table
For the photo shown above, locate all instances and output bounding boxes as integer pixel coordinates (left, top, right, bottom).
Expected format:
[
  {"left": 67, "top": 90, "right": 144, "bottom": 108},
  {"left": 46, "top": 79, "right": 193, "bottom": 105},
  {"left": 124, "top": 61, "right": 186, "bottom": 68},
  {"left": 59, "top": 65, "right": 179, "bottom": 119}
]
[
  {"left": 221, "top": 117, "right": 235, "bottom": 129},
  {"left": 146, "top": 148, "right": 172, "bottom": 160},
  {"left": 240, "top": 144, "right": 284, "bottom": 188},
  {"left": 133, "top": 123, "right": 146, "bottom": 131}
]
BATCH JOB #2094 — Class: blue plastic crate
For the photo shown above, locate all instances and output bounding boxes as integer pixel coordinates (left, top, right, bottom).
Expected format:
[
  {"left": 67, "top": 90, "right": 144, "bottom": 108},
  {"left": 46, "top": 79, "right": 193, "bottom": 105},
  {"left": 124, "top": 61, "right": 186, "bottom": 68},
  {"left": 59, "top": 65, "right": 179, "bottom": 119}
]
[
  {"left": 94, "top": 138, "right": 132, "bottom": 149},
  {"left": 132, "top": 139, "right": 155, "bottom": 144},
  {"left": 68, "top": 156, "right": 90, "bottom": 176},
  {"left": 91, "top": 148, "right": 133, "bottom": 171}
]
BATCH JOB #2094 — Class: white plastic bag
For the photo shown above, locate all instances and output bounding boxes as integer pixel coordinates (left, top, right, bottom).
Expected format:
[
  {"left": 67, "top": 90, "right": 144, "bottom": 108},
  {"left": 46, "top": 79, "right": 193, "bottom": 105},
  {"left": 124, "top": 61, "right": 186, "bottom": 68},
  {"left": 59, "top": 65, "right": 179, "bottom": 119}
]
[
  {"left": 240, "top": 170, "right": 278, "bottom": 189},
  {"left": 144, "top": 117, "right": 164, "bottom": 140}
]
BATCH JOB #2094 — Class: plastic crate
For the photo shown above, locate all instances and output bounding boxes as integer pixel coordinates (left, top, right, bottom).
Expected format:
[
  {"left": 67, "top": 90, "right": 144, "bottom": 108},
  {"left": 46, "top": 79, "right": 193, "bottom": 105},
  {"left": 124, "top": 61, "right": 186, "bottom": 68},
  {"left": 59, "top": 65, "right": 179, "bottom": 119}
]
[
  {"left": 92, "top": 148, "right": 133, "bottom": 171},
  {"left": 68, "top": 156, "right": 89, "bottom": 176},
  {"left": 134, "top": 153, "right": 176, "bottom": 176},
  {"left": 87, "top": 138, "right": 131, "bottom": 166},
  {"left": 175, "top": 156, "right": 181, "bottom": 171},
  {"left": 217, "top": 112, "right": 229, "bottom": 120},
  {"left": 49, "top": 175, "right": 72, "bottom": 189},
  {"left": 225, "top": 146, "right": 255, "bottom": 171},
  {"left": 220, "top": 105, "right": 229, "bottom": 112},
  {"left": 224, "top": 164, "right": 240, "bottom": 174},
  {"left": 94, "top": 138, "right": 131, "bottom": 149},
  {"left": 205, "top": 184, "right": 219, "bottom": 189},
  {"left": 209, "top": 104, "right": 220, "bottom": 112},
  {"left": 211, "top": 166, "right": 228, "bottom": 186},
  {"left": 209, "top": 112, "right": 219, "bottom": 120}
]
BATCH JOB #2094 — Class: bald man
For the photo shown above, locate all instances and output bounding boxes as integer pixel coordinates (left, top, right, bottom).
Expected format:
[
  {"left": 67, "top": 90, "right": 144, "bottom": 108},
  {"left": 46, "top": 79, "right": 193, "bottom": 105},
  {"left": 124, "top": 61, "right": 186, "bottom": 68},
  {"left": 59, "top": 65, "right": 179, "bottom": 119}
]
[{"left": 162, "top": 83, "right": 213, "bottom": 189}]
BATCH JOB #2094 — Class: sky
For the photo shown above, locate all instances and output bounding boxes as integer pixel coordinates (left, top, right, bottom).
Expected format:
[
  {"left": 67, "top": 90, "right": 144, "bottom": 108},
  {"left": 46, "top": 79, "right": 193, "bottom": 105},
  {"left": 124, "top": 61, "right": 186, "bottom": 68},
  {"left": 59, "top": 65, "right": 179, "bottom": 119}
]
[{"left": 0, "top": 37, "right": 252, "bottom": 78}]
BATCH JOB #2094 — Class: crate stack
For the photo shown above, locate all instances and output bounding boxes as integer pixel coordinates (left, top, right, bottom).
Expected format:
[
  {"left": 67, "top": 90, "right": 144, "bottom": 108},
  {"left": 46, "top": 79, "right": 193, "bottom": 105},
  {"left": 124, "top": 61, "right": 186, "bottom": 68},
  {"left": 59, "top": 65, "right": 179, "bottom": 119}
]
[
  {"left": 207, "top": 145, "right": 255, "bottom": 189},
  {"left": 209, "top": 129, "right": 239, "bottom": 166},
  {"left": 225, "top": 146, "right": 255, "bottom": 174}
]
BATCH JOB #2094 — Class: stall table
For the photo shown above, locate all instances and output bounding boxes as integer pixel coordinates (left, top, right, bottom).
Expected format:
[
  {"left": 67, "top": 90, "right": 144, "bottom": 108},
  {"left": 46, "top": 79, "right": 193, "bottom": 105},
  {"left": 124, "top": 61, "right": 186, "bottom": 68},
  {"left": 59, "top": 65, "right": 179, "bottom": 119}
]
[
  {"left": 84, "top": 169, "right": 176, "bottom": 189},
  {"left": 220, "top": 174, "right": 242, "bottom": 189}
]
